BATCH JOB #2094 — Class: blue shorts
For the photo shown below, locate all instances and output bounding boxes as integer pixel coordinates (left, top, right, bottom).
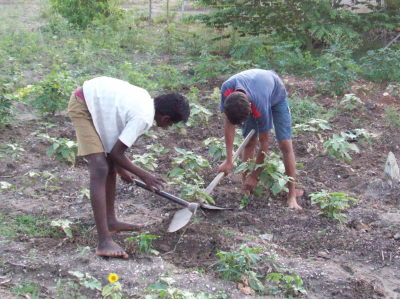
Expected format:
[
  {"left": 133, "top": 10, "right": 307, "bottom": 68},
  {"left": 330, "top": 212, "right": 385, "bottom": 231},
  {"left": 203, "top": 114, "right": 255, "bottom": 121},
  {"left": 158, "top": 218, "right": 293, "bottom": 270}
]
[{"left": 242, "top": 98, "right": 292, "bottom": 140}]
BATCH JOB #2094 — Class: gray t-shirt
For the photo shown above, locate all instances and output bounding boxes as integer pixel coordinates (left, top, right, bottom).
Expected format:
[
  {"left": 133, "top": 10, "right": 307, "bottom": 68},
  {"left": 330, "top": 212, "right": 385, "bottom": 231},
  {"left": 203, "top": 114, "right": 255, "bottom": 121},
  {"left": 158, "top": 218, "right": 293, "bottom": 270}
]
[{"left": 220, "top": 69, "right": 287, "bottom": 132}]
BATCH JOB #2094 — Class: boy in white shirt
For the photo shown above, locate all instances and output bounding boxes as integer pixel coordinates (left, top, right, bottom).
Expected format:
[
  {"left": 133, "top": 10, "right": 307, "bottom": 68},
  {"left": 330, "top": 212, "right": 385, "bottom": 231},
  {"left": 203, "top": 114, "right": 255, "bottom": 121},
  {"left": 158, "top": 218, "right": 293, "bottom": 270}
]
[{"left": 68, "top": 76, "right": 190, "bottom": 259}]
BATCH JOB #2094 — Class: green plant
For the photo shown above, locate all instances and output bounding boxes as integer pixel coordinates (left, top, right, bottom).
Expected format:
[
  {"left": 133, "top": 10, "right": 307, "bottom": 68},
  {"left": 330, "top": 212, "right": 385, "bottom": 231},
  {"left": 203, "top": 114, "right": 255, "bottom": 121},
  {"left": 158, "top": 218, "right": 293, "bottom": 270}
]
[
  {"left": 68, "top": 270, "right": 102, "bottom": 291},
  {"left": 172, "top": 148, "right": 210, "bottom": 172},
  {"left": 293, "top": 118, "right": 331, "bottom": 135},
  {"left": 102, "top": 273, "right": 123, "bottom": 299},
  {"left": 12, "top": 281, "right": 41, "bottom": 298},
  {"left": 203, "top": 137, "right": 226, "bottom": 162},
  {"left": 310, "top": 190, "right": 358, "bottom": 223},
  {"left": 266, "top": 272, "right": 307, "bottom": 297},
  {"left": 0, "top": 181, "right": 13, "bottom": 191},
  {"left": 49, "top": 0, "right": 123, "bottom": 28},
  {"left": 240, "top": 193, "right": 251, "bottom": 209},
  {"left": 125, "top": 232, "right": 159, "bottom": 255},
  {"left": 38, "top": 134, "right": 78, "bottom": 164},
  {"left": 323, "top": 132, "right": 359, "bottom": 162},
  {"left": 30, "top": 70, "right": 76, "bottom": 115},
  {"left": 288, "top": 94, "right": 326, "bottom": 125},
  {"left": 146, "top": 144, "right": 169, "bottom": 155},
  {"left": 235, "top": 152, "right": 291, "bottom": 196},
  {"left": 187, "top": 102, "right": 212, "bottom": 127},
  {"left": 340, "top": 93, "right": 364, "bottom": 111},
  {"left": 0, "top": 143, "right": 25, "bottom": 161},
  {"left": 51, "top": 219, "right": 73, "bottom": 238},
  {"left": 132, "top": 153, "right": 158, "bottom": 171},
  {"left": 213, "top": 245, "right": 262, "bottom": 281},
  {"left": 385, "top": 107, "right": 400, "bottom": 128},
  {"left": 180, "top": 182, "right": 215, "bottom": 204},
  {"left": 360, "top": 48, "right": 400, "bottom": 82}
]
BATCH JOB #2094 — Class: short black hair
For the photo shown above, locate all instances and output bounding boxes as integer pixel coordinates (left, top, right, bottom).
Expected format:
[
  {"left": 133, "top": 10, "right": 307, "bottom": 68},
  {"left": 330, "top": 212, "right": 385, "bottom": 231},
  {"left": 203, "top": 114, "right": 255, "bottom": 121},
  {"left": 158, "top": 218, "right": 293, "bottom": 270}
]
[
  {"left": 224, "top": 91, "right": 250, "bottom": 125},
  {"left": 154, "top": 93, "right": 190, "bottom": 123}
]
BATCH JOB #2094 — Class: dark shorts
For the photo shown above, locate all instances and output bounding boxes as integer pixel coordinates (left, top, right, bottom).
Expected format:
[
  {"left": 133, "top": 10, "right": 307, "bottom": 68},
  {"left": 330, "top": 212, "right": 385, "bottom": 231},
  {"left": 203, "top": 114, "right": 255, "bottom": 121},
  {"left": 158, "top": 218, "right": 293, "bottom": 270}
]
[{"left": 242, "top": 98, "right": 292, "bottom": 140}]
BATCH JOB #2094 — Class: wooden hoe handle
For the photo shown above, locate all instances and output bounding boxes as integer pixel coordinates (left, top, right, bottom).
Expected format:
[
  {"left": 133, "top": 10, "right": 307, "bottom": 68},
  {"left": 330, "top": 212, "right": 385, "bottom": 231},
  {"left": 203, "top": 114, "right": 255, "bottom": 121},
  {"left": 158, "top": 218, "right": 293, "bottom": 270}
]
[{"left": 203, "top": 129, "right": 256, "bottom": 195}]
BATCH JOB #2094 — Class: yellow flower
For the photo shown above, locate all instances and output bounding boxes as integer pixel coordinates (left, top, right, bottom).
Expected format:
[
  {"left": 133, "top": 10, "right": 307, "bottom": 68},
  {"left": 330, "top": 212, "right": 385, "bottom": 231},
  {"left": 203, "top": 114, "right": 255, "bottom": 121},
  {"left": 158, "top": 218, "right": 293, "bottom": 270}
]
[{"left": 108, "top": 273, "right": 119, "bottom": 284}]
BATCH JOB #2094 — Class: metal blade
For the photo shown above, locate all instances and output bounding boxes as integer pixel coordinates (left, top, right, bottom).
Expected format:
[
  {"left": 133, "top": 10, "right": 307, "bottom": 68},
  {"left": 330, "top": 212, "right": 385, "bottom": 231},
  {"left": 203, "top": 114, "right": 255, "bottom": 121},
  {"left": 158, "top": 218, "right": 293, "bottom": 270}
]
[
  {"left": 167, "top": 208, "right": 194, "bottom": 232},
  {"left": 200, "top": 203, "right": 234, "bottom": 210}
]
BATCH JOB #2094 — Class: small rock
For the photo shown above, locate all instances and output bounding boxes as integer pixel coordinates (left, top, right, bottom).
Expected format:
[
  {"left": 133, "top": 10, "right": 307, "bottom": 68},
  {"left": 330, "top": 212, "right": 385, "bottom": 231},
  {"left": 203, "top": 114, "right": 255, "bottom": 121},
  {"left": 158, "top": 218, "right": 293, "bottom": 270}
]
[
  {"left": 259, "top": 233, "right": 273, "bottom": 241},
  {"left": 384, "top": 152, "right": 400, "bottom": 187},
  {"left": 383, "top": 92, "right": 389, "bottom": 96},
  {"left": 394, "top": 233, "right": 400, "bottom": 240},
  {"left": 317, "top": 251, "right": 330, "bottom": 259}
]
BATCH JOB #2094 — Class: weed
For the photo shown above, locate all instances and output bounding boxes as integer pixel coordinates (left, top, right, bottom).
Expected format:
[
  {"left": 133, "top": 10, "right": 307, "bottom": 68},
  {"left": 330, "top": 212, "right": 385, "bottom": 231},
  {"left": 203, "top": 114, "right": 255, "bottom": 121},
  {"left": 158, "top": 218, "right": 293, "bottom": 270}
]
[
  {"left": 68, "top": 270, "right": 102, "bottom": 291},
  {"left": 0, "top": 181, "right": 13, "bottom": 191},
  {"left": 12, "top": 281, "right": 41, "bottom": 298},
  {"left": 288, "top": 94, "right": 326, "bottom": 125},
  {"left": 323, "top": 132, "right": 360, "bottom": 162},
  {"left": 293, "top": 118, "right": 331, "bottom": 135},
  {"left": 340, "top": 93, "right": 364, "bottom": 111},
  {"left": 360, "top": 48, "right": 400, "bottom": 82},
  {"left": 187, "top": 102, "right": 212, "bottom": 127},
  {"left": 310, "top": 190, "right": 358, "bottom": 223},
  {"left": 102, "top": 273, "right": 123, "bottom": 299},
  {"left": 385, "top": 107, "right": 400, "bottom": 129},
  {"left": 240, "top": 193, "right": 251, "bottom": 209},
  {"left": 146, "top": 144, "right": 169, "bottom": 155},
  {"left": 172, "top": 148, "right": 210, "bottom": 172},
  {"left": 0, "top": 143, "right": 25, "bottom": 161},
  {"left": 213, "top": 245, "right": 262, "bottom": 281},
  {"left": 266, "top": 272, "right": 307, "bottom": 297},
  {"left": 38, "top": 134, "right": 78, "bottom": 165},
  {"left": 125, "top": 232, "right": 159, "bottom": 255}
]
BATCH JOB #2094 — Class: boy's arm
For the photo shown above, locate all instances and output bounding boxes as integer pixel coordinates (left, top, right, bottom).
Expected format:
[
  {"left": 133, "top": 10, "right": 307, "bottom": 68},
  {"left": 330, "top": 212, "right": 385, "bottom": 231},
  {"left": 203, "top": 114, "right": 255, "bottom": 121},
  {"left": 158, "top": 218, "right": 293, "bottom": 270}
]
[
  {"left": 218, "top": 114, "right": 236, "bottom": 175},
  {"left": 109, "top": 140, "right": 165, "bottom": 191}
]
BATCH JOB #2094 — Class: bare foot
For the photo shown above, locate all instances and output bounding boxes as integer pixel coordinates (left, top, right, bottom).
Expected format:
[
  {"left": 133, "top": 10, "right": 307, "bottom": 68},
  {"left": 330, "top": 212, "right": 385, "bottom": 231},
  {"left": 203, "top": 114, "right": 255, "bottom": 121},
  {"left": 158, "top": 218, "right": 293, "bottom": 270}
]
[
  {"left": 287, "top": 190, "right": 303, "bottom": 211},
  {"left": 96, "top": 238, "right": 129, "bottom": 259},
  {"left": 108, "top": 220, "right": 143, "bottom": 234}
]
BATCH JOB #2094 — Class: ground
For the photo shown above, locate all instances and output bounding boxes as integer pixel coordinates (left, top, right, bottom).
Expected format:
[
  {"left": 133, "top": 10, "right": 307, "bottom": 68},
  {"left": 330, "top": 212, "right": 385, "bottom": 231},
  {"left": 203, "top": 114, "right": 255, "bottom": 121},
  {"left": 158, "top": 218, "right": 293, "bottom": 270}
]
[{"left": 0, "top": 74, "right": 399, "bottom": 298}]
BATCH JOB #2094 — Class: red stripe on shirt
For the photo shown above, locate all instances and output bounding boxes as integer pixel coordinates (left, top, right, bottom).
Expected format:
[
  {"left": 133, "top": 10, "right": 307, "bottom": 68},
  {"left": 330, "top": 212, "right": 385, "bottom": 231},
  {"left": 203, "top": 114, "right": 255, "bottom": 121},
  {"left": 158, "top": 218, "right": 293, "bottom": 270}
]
[
  {"left": 223, "top": 89, "right": 234, "bottom": 98},
  {"left": 251, "top": 103, "right": 261, "bottom": 118}
]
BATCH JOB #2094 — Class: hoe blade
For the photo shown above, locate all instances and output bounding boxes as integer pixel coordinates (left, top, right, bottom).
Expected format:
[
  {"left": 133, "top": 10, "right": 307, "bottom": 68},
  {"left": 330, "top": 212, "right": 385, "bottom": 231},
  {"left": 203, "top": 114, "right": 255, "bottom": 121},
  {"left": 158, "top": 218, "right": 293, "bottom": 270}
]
[{"left": 167, "top": 208, "right": 195, "bottom": 232}]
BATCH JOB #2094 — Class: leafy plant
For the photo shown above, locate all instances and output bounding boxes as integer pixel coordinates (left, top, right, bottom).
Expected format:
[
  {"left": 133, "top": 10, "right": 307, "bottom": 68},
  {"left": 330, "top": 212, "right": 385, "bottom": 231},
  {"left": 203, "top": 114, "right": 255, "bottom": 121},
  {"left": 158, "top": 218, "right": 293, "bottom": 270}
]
[
  {"left": 288, "top": 94, "right": 326, "bottom": 125},
  {"left": 293, "top": 119, "right": 331, "bottom": 135},
  {"left": 51, "top": 219, "right": 73, "bottom": 238},
  {"left": 323, "top": 132, "right": 359, "bottom": 162},
  {"left": 266, "top": 272, "right": 307, "bottom": 297},
  {"left": 12, "top": 281, "right": 41, "bottom": 298},
  {"left": 235, "top": 152, "right": 291, "bottom": 196},
  {"left": 102, "top": 273, "right": 123, "bottom": 299},
  {"left": 360, "top": 48, "right": 400, "bottom": 82},
  {"left": 49, "top": 0, "right": 123, "bottom": 29},
  {"left": 310, "top": 190, "right": 358, "bottom": 223},
  {"left": 125, "top": 232, "right": 159, "bottom": 255},
  {"left": 203, "top": 137, "right": 226, "bottom": 162},
  {"left": 172, "top": 148, "right": 210, "bottom": 172},
  {"left": 180, "top": 182, "right": 215, "bottom": 204},
  {"left": 340, "top": 93, "right": 364, "bottom": 111},
  {"left": 146, "top": 144, "right": 169, "bottom": 155},
  {"left": 187, "top": 102, "right": 212, "bottom": 127},
  {"left": 30, "top": 70, "right": 76, "bottom": 115},
  {"left": 38, "top": 134, "right": 78, "bottom": 165},
  {"left": 132, "top": 153, "right": 158, "bottom": 171},
  {"left": 68, "top": 270, "right": 102, "bottom": 291},
  {"left": 213, "top": 245, "right": 262, "bottom": 281},
  {"left": 0, "top": 143, "right": 25, "bottom": 161}
]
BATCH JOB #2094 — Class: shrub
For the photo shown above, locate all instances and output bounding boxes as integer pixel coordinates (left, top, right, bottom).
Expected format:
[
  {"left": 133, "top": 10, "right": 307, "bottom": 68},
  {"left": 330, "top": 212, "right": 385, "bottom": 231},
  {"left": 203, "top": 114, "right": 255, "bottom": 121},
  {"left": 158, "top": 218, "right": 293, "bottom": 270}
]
[
  {"left": 323, "top": 132, "right": 359, "bottom": 162},
  {"left": 288, "top": 95, "right": 326, "bottom": 125},
  {"left": 30, "top": 70, "right": 77, "bottom": 116},
  {"left": 49, "top": 0, "right": 123, "bottom": 29},
  {"left": 359, "top": 48, "right": 400, "bottom": 82},
  {"left": 39, "top": 134, "right": 78, "bottom": 165},
  {"left": 385, "top": 107, "right": 400, "bottom": 129}
]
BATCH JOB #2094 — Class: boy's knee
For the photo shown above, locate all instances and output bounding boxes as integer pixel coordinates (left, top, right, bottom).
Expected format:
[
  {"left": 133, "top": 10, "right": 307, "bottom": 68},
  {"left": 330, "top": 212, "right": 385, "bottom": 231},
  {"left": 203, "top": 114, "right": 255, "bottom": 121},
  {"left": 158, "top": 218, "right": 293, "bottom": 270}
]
[
  {"left": 88, "top": 156, "right": 109, "bottom": 178},
  {"left": 279, "top": 140, "right": 293, "bottom": 155}
]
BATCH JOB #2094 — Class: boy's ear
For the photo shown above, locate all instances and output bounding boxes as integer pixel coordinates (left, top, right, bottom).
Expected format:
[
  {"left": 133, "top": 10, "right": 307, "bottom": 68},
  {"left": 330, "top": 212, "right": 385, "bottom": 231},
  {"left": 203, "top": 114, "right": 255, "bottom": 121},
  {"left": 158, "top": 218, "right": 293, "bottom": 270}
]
[{"left": 158, "top": 115, "right": 174, "bottom": 127}]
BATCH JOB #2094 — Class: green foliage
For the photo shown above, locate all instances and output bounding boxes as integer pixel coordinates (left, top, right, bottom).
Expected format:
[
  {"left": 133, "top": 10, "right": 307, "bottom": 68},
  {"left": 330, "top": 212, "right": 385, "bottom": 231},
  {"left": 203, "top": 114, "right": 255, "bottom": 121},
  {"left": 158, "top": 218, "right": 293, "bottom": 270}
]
[
  {"left": 323, "top": 132, "right": 360, "bottom": 162},
  {"left": 12, "top": 281, "right": 41, "bottom": 298},
  {"left": 187, "top": 102, "right": 212, "bottom": 127},
  {"left": 180, "top": 182, "right": 215, "bottom": 205},
  {"left": 172, "top": 148, "right": 210, "bottom": 172},
  {"left": 132, "top": 153, "right": 158, "bottom": 171},
  {"left": 191, "top": 48, "right": 227, "bottom": 82},
  {"left": 266, "top": 272, "right": 307, "bottom": 297},
  {"left": 125, "top": 232, "right": 159, "bottom": 255},
  {"left": 102, "top": 281, "right": 123, "bottom": 299},
  {"left": 310, "top": 190, "right": 358, "bottom": 223},
  {"left": 0, "top": 143, "right": 25, "bottom": 161},
  {"left": 39, "top": 134, "right": 78, "bottom": 165},
  {"left": 68, "top": 270, "right": 102, "bottom": 291},
  {"left": 360, "top": 48, "right": 400, "bottom": 82},
  {"left": 385, "top": 107, "right": 400, "bottom": 129},
  {"left": 293, "top": 119, "right": 331, "bottom": 135},
  {"left": 51, "top": 219, "right": 73, "bottom": 238},
  {"left": 49, "top": 0, "right": 123, "bottom": 29},
  {"left": 340, "top": 93, "right": 364, "bottom": 111},
  {"left": 288, "top": 95, "right": 326, "bottom": 125},
  {"left": 213, "top": 245, "right": 262, "bottom": 281},
  {"left": 313, "top": 46, "right": 359, "bottom": 96},
  {"left": 0, "top": 78, "right": 18, "bottom": 127},
  {"left": 203, "top": 137, "right": 226, "bottom": 162},
  {"left": 235, "top": 152, "right": 291, "bottom": 196},
  {"left": 30, "top": 70, "right": 77, "bottom": 115}
]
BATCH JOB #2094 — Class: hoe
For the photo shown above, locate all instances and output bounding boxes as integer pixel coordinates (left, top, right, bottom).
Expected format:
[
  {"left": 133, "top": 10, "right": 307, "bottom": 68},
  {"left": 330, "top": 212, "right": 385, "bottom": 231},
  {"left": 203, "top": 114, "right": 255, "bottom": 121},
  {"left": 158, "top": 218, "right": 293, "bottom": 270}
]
[{"left": 134, "top": 129, "right": 255, "bottom": 232}]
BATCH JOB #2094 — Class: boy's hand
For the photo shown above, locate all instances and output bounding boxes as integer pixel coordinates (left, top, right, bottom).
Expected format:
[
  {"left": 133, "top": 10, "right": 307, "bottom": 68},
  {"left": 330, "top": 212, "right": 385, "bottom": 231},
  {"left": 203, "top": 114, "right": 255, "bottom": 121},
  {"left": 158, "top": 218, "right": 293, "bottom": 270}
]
[
  {"left": 243, "top": 174, "right": 258, "bottom": 193},
  {"left": 117, "top": 167, "right": 135, "bottom": 184},
  {"left": 218, "top": 160, "right": 233, "bottom": 175},
  {"left": 140, "top": 173, "right": 165, "bottom": 192}
]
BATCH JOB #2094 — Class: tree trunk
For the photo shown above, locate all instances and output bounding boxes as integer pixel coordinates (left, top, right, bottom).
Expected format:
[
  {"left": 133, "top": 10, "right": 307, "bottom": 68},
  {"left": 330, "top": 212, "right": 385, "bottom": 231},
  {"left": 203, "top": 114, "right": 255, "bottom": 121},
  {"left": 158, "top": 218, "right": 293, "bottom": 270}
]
[{"left": 149, "top": 0, "right": 152, "bottom": 21}]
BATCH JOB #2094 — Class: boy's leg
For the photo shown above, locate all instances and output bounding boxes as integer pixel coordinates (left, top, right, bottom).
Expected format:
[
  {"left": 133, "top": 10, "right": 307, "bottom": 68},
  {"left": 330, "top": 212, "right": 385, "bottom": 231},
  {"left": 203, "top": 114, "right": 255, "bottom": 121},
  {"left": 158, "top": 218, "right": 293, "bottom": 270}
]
[
  {"left": 87, "top": 153, "right": 128, "bottom": 258},
  {"left": 241, "top": 119, "right": 258, "bottom": 182},
  {"left": 105, "top": 157, "right": 143, "bottom": 233},
  {"left": 272, "top": 99, "right": 303, "bottom": 210}
]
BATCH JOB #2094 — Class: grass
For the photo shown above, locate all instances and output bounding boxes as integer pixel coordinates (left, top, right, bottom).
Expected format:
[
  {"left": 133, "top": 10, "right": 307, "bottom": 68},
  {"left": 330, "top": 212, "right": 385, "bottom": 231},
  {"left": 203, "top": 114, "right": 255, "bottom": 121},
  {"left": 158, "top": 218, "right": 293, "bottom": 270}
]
[
  {"left": 12, "top": 281, "right": 41, "bottom": 298},
  {"left": 0, "top": 213, "right": 60, "bottom": 239}
]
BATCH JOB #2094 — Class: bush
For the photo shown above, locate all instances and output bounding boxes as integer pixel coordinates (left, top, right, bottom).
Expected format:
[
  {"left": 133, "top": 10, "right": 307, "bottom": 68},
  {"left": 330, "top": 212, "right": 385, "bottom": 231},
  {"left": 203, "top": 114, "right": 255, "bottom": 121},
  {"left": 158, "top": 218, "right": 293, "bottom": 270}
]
[
  {"left": 0, "top": 78, "right": 15, "bottom": 128},
  {"left": 288, "top": 94, "right": 326, "bottom": 125},
  {"left": 49, "top": 0, "right": 123, "bottom": 29},
  {"left": 30, "top": 70, "right": 77, "bottom": 116},
  {"left": 359, "top": 48, "right": 400, "bottom": 82}
]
